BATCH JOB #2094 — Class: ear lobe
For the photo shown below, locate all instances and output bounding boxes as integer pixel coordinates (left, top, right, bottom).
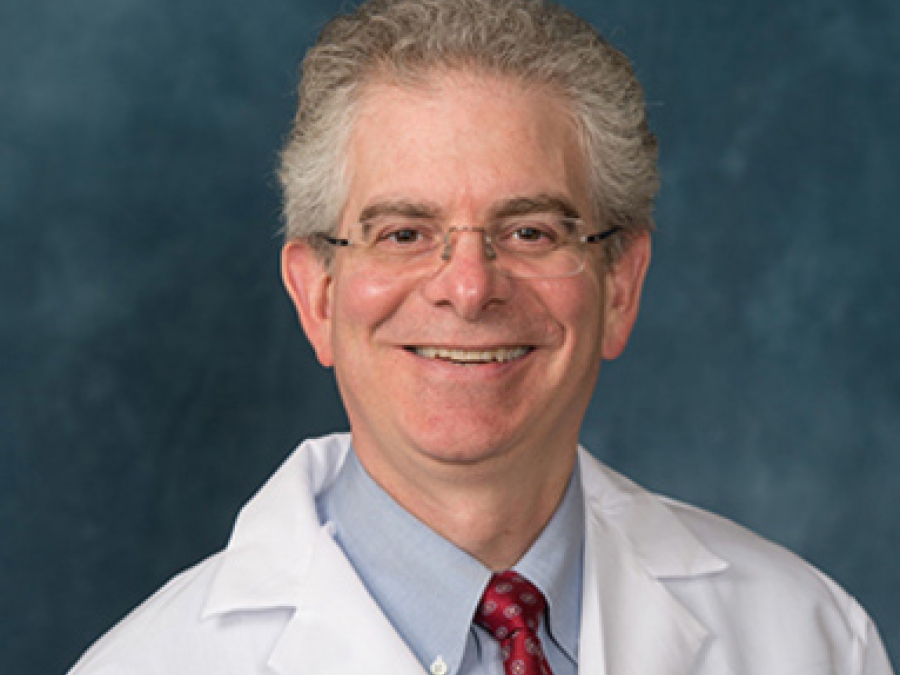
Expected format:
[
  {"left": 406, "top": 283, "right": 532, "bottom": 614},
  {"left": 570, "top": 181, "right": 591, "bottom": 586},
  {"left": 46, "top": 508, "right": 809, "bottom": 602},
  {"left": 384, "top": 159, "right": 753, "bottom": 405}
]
[
  {"left": 281, "top": 240, "right": 335, "bottom": 367},
  {"left": 601, "top": 232, "right": 651, "bottom": 361}
]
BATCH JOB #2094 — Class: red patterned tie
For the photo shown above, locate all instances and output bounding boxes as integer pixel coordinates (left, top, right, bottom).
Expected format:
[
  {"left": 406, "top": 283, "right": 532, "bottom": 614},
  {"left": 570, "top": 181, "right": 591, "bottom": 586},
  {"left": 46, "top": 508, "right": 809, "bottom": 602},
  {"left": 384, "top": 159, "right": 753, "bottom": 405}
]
[{"left": 475, "top": 571, "right": 555, "bottom": 675}]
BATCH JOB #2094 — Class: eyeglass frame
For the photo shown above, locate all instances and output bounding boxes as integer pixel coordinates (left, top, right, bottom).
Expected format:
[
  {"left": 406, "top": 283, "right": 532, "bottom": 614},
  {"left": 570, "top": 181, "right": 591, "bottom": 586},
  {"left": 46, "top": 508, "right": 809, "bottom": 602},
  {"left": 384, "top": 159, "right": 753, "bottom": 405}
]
[{"left": 312, "top": 218, "right": 623, "bottom": 278}]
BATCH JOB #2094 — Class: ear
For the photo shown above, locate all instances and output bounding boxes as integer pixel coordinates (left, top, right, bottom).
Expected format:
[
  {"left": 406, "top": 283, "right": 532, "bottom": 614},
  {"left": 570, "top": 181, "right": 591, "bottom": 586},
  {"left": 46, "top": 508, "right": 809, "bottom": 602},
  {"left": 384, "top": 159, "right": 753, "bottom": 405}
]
[
  {"left": 601, "top": 232, "right": 651, "bottom": 361},
  {"left": 281, "top": 240, "right": 335, "bottom": 367}
]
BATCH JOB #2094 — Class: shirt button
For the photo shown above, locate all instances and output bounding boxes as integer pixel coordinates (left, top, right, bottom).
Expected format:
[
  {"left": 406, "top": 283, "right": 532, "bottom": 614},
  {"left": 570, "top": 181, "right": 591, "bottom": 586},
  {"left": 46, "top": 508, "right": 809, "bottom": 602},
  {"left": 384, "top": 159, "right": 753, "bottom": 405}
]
[{"left": 430, "top": 656, "right": 448, "bottom": 675}]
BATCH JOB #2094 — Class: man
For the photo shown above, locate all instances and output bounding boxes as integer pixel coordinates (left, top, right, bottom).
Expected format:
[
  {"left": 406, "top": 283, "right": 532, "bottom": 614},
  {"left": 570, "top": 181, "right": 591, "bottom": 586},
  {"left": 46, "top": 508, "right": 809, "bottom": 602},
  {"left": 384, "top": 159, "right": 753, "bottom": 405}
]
[{"left": 69, "top": 0, "right": 893, "bottom": 674}]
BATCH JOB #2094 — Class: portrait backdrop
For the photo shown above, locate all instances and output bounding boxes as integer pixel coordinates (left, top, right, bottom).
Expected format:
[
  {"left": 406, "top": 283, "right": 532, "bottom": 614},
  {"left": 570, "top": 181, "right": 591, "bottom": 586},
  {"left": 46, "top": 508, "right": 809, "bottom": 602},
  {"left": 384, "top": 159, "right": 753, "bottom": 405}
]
[{"left": 1, "top": 0, "right": 897, "bottom": 672}]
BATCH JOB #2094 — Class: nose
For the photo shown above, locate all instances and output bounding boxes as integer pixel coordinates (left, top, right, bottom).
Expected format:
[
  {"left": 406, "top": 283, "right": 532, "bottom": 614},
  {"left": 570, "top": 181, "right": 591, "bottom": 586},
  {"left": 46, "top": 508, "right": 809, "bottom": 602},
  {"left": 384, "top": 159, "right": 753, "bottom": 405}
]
[{"left": 420, "top": 227, "right": 511, "bottom": 319}]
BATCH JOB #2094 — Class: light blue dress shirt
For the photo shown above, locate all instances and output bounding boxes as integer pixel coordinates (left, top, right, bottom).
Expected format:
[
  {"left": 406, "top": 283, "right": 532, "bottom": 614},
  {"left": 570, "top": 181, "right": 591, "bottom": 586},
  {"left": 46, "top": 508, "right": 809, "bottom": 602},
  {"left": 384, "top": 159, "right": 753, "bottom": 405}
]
[{"left": 317, "top": 450, "right": 584, "bottom": 675}]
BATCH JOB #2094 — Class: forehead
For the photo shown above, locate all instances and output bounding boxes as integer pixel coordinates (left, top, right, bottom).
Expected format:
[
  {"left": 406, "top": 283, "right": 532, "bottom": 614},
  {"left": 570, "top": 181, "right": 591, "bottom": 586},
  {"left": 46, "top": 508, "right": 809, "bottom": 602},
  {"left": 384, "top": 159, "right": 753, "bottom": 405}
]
[{"left": 341, "top": 71, "right": 591, "bottom": 221}]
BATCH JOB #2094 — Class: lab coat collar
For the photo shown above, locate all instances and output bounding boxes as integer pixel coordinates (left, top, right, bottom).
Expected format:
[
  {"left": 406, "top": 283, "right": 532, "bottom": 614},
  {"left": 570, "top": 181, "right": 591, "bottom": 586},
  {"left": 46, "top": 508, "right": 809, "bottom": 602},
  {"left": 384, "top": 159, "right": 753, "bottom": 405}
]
[
  {"left": 578, "top": 449, "right": 731, "bottom": 675},
  {"left": 201, "top": 435, "right": 731, "bottom": 675},
  {"left": 202, "top": 435, "right": 426, "bottom": 675}
]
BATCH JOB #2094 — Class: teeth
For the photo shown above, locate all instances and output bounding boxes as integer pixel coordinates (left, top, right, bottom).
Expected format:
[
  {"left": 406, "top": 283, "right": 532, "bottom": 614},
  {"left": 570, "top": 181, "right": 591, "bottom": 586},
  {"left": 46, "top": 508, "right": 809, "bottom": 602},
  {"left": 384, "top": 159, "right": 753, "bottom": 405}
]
[{"left": 413, "top": 347, "right": 530, "bottom": 364}]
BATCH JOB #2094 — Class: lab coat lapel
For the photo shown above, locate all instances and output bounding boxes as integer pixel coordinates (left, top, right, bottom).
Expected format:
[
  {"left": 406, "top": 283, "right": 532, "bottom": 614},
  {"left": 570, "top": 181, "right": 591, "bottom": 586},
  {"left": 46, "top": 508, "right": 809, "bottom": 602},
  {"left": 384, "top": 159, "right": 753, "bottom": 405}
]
[
  {"left": 579, "top": 509, "right": 709, "bottom": 675},
  {"left": 268, "top": 526, "right": 426, "bottom": 675},
  {"left": 203, "top": 435, "right": 426, "bottom": 675},
  {"left": 577, "top": 451, "right": 731, "bottom": 675}
]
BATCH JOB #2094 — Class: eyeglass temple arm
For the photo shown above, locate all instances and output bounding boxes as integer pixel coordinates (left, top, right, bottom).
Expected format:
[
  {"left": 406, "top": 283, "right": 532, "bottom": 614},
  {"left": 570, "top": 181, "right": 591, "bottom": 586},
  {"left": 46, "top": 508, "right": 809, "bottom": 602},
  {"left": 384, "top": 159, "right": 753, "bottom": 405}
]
[
  {"left": 583, "top": 226, "right": 622, "bottom": 244},
  {"left": 315, "top": 233, "right": 350, "bottom": 247}
]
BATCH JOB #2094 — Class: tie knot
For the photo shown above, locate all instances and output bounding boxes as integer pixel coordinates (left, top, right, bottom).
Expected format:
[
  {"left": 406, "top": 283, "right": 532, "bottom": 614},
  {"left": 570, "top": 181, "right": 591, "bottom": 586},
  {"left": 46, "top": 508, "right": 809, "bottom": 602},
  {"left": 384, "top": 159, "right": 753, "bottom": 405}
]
[{"left": 475, "top": 571, "right": 547, "bottom": 641}]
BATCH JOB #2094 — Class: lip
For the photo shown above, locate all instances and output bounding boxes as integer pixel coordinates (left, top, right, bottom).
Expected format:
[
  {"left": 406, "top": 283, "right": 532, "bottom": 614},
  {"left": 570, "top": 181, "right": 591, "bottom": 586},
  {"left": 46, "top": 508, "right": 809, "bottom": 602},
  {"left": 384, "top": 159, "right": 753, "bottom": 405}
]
[{"left": 404, "top": 345, "right": 533, "bottom": 365}]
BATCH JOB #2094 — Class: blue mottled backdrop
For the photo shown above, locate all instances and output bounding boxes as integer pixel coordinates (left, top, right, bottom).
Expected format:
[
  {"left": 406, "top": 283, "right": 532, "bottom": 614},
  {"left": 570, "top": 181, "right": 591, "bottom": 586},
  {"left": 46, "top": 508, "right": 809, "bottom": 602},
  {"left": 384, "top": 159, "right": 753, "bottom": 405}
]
[{"left": 1, "top": 0, "right": 897, "bottom": 671}]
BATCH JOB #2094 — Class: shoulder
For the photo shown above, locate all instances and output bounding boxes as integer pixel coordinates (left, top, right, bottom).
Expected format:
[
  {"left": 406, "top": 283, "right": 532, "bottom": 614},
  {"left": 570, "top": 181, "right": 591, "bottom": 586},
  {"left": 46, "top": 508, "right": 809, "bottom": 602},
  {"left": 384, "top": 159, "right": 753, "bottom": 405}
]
[
  {"left": 66, "top": 434, "right": 353, "bottom": 675},
  {"left": 662, "top": 496, "right": 893, "bottom": 673},
  {"left": 67, "top": 554, "right": 293, "bottom": 675},
  {"left": 663, "top": 495, "right": 864, "bottom": 613},
  {"left": 578, "top": 450, "right": 891, "bottom": 673},
  {"left": 578, "top": 448, "right": 858, "bottom": 609}
]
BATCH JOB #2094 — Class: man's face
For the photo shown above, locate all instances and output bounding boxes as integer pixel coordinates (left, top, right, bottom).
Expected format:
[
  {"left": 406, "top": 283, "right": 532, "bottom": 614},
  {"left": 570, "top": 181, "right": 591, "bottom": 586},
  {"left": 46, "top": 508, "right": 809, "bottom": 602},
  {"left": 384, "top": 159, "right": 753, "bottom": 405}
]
[{"left": 283, "top": 72, "right": 649, "bottom": 483}]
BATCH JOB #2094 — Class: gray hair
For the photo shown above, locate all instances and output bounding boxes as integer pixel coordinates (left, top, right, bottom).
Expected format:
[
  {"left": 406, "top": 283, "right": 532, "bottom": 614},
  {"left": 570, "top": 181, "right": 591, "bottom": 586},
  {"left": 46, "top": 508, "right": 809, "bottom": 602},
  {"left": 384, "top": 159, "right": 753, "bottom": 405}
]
[{"left": 279, "top": 0, "right": 658, "bottom": 257}]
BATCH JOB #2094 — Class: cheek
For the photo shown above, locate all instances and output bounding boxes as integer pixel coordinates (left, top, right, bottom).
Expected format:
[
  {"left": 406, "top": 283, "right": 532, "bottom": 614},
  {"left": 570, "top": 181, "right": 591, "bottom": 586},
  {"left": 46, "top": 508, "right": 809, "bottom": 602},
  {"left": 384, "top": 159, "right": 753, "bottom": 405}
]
[
  {"left": 575, "top": 264, "right": 607, "bottom": 325},
  {"left": 331, "top": 269, "right": 412, "bottom": 345},
  {"left": 552, "top": 277, "right": 607, "bottom": 404},
  {"left": 535, "top": 273, "right": 605, "bottom": 341}
]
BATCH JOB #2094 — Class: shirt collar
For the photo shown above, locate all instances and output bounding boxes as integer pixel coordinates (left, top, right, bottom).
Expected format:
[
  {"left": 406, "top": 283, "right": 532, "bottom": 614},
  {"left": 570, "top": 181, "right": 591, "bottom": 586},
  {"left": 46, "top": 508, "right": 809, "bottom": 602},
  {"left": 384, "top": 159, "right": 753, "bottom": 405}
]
[
  {"left": 514, "top": 459, "right": 584, "bottom": 663},
  {"left": 317, "top": 449, "right": 583, "bottom": 675}
]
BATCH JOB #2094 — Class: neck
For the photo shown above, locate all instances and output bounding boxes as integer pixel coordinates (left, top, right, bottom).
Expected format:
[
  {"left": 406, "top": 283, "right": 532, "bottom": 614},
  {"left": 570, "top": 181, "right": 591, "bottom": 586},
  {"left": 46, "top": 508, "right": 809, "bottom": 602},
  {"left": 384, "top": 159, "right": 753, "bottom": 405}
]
[{"left": 355, "top": 437, "right": 578, "bottom": 570}]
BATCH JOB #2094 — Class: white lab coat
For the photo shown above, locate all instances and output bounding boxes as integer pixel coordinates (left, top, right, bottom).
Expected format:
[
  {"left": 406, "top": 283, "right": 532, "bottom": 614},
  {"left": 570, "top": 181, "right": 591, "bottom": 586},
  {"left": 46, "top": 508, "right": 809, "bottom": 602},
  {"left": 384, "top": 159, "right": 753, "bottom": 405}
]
[{"left": 68, "top": 433, "right": 893, "bottom": 675}]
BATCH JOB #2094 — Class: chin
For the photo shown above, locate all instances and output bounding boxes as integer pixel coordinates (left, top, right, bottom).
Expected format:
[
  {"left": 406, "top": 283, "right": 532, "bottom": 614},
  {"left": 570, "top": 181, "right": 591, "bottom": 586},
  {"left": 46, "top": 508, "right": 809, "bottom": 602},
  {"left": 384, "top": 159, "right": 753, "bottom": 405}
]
[{"left": 407, "top": 418, "right": 527, "bottom": 466}]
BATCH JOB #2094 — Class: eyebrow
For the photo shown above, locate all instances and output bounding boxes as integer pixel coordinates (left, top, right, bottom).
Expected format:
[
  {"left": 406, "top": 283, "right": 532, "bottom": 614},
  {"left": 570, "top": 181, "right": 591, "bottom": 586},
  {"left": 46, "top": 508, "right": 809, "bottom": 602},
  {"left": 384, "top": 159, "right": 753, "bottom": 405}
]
[
  {"left": 358, "top": 200, "right": 440, "bottom": 222},
  {"left": 356, "top": 193, "right": 581, "bottom": 224},
  {"left": 488, "top": 194, "right": 581, "bottom": 220}
]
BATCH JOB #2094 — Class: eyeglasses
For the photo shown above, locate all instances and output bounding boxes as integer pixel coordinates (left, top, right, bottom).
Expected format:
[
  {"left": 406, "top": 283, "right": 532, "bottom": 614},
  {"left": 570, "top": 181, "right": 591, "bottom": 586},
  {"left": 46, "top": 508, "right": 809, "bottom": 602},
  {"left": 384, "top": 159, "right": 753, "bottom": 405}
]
[{"left": 315, "top": 215, "right": 621, "bottom": 279}]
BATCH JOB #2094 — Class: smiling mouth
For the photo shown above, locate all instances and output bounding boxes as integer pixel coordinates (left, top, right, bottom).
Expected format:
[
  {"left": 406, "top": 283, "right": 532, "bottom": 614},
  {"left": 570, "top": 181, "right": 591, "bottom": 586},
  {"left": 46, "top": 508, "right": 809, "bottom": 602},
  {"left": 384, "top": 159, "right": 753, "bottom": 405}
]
[{"left": 408, "top": 346, "right": 532, "bottom": 364}]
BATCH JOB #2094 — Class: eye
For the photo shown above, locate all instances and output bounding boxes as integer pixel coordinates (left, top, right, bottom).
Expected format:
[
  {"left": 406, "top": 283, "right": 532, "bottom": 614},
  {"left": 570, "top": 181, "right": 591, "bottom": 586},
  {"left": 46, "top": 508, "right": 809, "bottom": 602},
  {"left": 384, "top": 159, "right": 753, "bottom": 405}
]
[
  {"left": 511, "top": 226, "right": 554, "bottom": 243},
  {"left": 366, "top": 219, "right": 438, "bottom": 253},
  {"left": 498, "top": 218, "right": 566, "bottom": 252},
  {"left": 383, "top": 228, "right": 423, "bottom": 244}
]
